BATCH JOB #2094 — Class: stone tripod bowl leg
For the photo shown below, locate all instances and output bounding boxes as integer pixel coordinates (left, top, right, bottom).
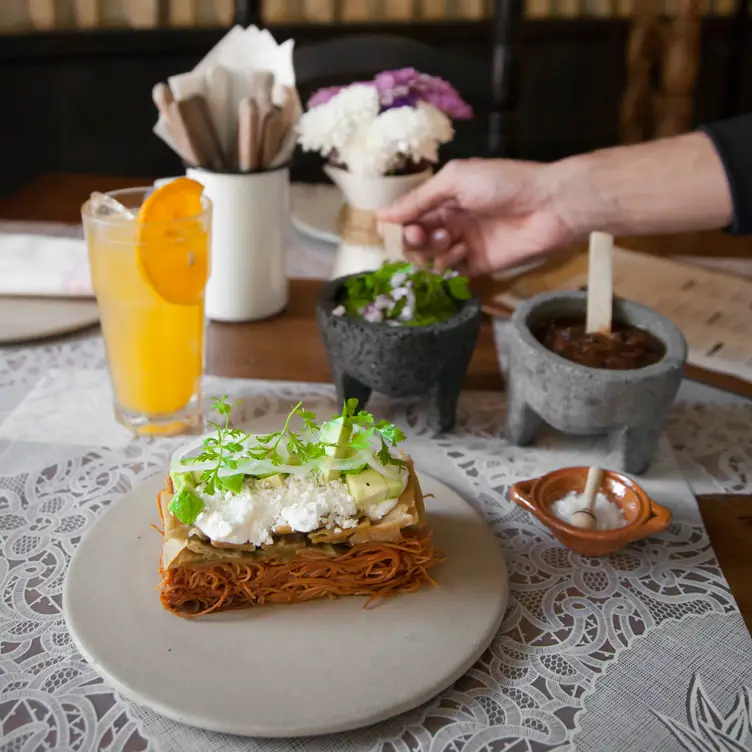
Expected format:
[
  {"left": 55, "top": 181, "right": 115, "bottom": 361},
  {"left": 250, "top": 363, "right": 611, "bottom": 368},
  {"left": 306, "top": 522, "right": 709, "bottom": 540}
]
[
  {"left": 506, "top": 373, "right": 544, "bottom": 446},
  {"left": 426, "top": 376, "right": 463, "bottom": 434},
  {"left": 333, "top": 369, "right": 373, "bottom": 412},
  {"left": 334, "top": 368, "right": 461, "bottom": 434},
  {"left": 614, "top": 420, "right": 664, "bottom": 475}
]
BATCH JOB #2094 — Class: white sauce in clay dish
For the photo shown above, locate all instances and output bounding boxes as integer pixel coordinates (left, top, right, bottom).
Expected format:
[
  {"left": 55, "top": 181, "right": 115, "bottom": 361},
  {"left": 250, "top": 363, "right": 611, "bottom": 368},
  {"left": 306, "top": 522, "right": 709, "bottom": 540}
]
[{"left": 550, "top": 491, "right": 627, "bottom": 531}]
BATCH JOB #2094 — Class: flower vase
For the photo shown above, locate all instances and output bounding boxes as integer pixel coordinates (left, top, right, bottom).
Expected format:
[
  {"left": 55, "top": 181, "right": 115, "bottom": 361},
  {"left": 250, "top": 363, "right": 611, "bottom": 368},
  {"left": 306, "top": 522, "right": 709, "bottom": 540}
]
[{"left": 325, "top": 165, "right": 432, "bottom": 279}]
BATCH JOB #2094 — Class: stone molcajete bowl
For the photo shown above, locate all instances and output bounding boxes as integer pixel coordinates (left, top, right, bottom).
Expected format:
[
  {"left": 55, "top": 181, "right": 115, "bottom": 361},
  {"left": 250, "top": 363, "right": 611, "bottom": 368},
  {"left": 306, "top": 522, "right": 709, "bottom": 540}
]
[
  {"left": 506, "top": 291, "right": 688, "bottom": 474},
  {"left": 317, "top": 275, "right": 482, "bottom": 432}
]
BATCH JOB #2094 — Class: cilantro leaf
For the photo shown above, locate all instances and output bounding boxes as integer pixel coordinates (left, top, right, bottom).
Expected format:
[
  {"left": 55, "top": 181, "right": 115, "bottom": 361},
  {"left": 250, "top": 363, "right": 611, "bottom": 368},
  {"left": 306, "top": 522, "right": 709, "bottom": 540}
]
[
  {"left": 168, "top": 487, "right": 205, "bottom": 525},
  {"left": 349, "top": 428, "right": 375, "bottom": 451},
  {"left": 377, "top": 437, "right": 405, "bottom": 467},
  {"left": 342, "top": 398, "right": 359, "bottom": 419},
  {"left": 446, "top": 275, "right": 471, "bottom": 300},
  {"left": 375, "top": 419, "right": 406, "bottom": 446}
]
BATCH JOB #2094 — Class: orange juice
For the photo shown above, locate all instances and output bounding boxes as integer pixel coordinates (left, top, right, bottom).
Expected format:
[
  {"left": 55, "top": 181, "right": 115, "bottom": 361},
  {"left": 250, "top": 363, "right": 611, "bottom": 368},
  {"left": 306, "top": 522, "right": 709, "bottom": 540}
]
[{"left": 82, "top": 185, "right": 211, "bottom": 435}]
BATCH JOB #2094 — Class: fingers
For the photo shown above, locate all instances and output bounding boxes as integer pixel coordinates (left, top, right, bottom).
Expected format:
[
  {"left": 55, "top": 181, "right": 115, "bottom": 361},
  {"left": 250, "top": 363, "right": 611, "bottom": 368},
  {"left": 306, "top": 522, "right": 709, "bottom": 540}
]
[
  {"left": 377, "top": 162, "right": 461, "bottom": 224},
  {"left": 403, "top": 224, "right": 451, "bottom": 251},
  {"left": 433, "top": 243, "right": 468, "bottom": 273}
]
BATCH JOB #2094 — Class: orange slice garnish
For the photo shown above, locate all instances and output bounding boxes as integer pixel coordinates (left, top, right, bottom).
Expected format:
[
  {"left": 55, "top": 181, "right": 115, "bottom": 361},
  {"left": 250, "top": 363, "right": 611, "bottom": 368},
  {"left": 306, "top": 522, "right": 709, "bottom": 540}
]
[{"left": 136, "top": 177, "right": 209, "bottom": 305}]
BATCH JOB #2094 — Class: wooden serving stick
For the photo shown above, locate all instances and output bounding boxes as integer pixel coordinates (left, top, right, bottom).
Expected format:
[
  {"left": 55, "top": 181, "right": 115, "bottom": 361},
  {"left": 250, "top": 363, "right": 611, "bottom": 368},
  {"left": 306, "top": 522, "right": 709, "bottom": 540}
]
[
  {"left": 586, "top": 231, "right": 614, "bottom": 334},
  {"left": 176, "top": 94, "right": 227, "bottom": 171},
  {"left": 238, "top": 97, "right": 260, "bottom": 172},
  {"left": 249, "top": 71, "right": 275, "bottom": 167},
  {"left": 152, "top": 83, "right": 199, "bottom": 166},
  {"left": 379, "top": 222, "right": 404, "bottom": 262},
  {"left": 571, "top": 466, "right": 605, "bottom": 530}
]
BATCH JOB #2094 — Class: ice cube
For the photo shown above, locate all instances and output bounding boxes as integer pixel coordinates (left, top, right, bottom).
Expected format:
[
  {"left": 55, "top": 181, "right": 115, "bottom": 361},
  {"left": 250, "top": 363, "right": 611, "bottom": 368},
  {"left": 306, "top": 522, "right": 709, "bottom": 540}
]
[{"left": 89, "top": 192, "right": 135, "bottom": 220}]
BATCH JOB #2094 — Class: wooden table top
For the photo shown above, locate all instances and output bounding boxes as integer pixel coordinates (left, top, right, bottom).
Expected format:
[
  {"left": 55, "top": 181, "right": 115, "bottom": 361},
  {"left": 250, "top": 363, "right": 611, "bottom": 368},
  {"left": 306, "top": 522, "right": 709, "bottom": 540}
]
[{"left": 2, "top": 173, "right": 751, "bottom": 633}]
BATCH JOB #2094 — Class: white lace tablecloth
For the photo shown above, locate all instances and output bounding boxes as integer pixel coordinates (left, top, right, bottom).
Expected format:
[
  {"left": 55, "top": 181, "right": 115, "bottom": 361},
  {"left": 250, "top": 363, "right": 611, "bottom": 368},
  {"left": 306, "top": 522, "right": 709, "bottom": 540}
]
[{"left": 1, "top": 215, "right": 752, "bottom": 751}]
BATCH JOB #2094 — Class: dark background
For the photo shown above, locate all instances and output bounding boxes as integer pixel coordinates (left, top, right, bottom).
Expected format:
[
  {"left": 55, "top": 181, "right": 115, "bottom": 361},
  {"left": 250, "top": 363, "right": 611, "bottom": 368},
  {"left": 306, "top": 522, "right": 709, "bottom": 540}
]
[{"left": 1, "top": 16, "right": 750, "bottom": 196}]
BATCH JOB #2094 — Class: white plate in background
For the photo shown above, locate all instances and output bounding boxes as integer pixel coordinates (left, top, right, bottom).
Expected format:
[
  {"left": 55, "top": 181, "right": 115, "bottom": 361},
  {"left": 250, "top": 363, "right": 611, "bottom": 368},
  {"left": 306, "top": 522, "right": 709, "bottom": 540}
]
[
  {"left": 290, "top": 182, "right": 342, "bottom": 245},
  {"left": 0, "top": 297, "right": 99, "bottom": 345}
]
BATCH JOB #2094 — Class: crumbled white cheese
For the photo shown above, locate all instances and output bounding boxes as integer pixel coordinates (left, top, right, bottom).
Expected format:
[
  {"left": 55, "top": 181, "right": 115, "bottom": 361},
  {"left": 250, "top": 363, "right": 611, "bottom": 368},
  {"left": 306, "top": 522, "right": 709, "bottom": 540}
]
[
  {"left": 193, "top": 475, "right": 360, "bottom": 545},
  {"left": 366, "top": 498, "right": 399, "bottom": 521}
]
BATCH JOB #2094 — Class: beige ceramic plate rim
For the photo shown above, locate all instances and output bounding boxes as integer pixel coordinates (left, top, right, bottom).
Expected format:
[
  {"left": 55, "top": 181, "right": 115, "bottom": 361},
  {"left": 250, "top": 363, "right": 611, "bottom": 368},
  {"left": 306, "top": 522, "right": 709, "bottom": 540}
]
[
  {"left": 290, "top": 182, "right": 342, "bottom": 245},
  {"left": 63, "top": 470, "right": 508, "bottom": 738},
  {"left": 0, "top": 297, "right": 99, "bottom": 344}
]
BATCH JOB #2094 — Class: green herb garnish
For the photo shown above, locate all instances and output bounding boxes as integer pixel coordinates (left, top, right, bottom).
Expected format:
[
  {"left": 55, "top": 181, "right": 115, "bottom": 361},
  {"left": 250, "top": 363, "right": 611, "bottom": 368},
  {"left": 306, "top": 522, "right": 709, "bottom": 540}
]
[
  {"left": 341, "top": 398, "right": 406, "bottom": 467},
  {"left": 340, "top": 261, "right": 471, "bottom": 326},
  {"left": 191, "top": 396, "right": 245, "bottom": 495},
  {"left": 176, "top": 397, "right": 407, "bottom": 511}
]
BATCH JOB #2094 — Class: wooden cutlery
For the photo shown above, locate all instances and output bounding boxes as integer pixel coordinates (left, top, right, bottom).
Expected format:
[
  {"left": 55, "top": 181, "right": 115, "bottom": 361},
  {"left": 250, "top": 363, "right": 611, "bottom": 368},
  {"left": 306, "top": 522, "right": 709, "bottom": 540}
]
[{"left": 152, "top": 72, "right": 296, "bottom": 173}]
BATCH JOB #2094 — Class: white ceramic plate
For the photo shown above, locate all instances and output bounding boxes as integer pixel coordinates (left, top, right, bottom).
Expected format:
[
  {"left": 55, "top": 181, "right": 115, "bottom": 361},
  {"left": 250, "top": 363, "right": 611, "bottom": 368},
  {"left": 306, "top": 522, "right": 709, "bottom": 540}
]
[
  {"left": 0, "top": 297, "right": 99, "bottom": 345},
  {"left": 290, "top": 182, "right": 342, "bottom": 245},
  {"left": 64, "top": 472, "right": 508, "bottom": 738}
]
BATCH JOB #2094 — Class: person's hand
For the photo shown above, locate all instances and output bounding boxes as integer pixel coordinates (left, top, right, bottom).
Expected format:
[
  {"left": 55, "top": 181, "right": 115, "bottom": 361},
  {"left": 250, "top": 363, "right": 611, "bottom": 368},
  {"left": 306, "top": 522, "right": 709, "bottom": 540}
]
[{"left": 376, "top": 158, "right": 576, "bottom": 276}]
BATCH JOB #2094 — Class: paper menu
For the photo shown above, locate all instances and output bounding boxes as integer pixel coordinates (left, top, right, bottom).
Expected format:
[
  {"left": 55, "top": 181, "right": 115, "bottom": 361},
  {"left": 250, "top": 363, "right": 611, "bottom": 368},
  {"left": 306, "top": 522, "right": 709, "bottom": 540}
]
[{"left": 492, "top": 246, "right": 752, "bottom": 383}]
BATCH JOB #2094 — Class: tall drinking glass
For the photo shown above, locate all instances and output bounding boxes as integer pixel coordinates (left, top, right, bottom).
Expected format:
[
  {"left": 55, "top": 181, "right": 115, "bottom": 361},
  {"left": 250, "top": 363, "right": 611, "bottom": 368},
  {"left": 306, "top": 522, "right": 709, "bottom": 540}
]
[{"left": 81, "top": 187, "right": 212, "bottom": 436}]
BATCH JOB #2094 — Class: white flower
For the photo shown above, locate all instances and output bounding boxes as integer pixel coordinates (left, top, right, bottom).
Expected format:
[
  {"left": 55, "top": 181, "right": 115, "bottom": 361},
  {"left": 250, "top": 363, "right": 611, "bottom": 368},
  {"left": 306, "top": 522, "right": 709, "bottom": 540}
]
[
  {"left": 373, "top": 294, "right": 393, "bottom": 311},
  {"left": 332, "top": 305, "right": 345, "bottom": 317},
  {"left": 297, "top": 84, "right": 455, "bottom": 176},
  {"left": 418, "top": 101, "right": 453, "bottom": 143},
  {"left": 338, "top": 103, "right": 453, "bottom": 176},
  {"left": 390, "top": 272, "right": 408, "bottom": 287},
  {"left": 297, "top": 85, "right": 380, "bottom": 157}
]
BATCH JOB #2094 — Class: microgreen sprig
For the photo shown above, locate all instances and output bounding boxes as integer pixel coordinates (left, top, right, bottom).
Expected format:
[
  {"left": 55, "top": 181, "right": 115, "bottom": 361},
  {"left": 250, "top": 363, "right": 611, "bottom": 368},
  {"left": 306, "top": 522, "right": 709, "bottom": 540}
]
[
  {"left": 183, "top": 397, "right": 407, "bottom": 488},
  {"left": 247, "top": 402, "right": 328, "bottom": 465},
  {"left": 192, "top": 396, "right": 245, "bottom": 495},
  {"left": 340, "top": 398, "right": 406, "bottom": 467}
]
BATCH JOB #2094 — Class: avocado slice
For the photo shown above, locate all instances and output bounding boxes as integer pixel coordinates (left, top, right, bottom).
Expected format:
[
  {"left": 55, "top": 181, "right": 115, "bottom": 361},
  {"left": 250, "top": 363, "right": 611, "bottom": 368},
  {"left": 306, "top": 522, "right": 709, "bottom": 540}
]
[
  {"left": 319, "top": 416, "right": 353, "bottom": 482},
  {"left": 346, "top": 469, "right": 387, "bottom": 506},
  {"left": 218, "top": 473, "right": 245, "bottom": 494},
  {"left": 259, "top": 473, "right": 286, "bottom": 488},
  {"left": 342, "top": 463, "right": 367, "bottom": 475},
  {"left": 172, "top": 471, "right": 197, "bottom": 490},
  {"left": 167, "top": 485, "right": 205, "bottom": 525},
  {"left": 384, "top": 472, "right": 405, "bottom": 499}
]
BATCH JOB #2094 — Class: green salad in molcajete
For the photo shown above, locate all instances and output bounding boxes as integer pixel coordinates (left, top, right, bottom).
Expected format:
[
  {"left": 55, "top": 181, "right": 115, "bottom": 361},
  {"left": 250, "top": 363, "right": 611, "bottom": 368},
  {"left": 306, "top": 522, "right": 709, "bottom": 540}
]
[{"left": 333, "top": 262, "right": 471, "bottom": 326}]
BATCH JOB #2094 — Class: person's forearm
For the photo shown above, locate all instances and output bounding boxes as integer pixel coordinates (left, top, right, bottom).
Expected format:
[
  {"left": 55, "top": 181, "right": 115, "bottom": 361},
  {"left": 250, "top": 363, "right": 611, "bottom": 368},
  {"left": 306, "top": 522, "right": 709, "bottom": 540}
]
[{"left": 547, "top": 131, "right": 734, "bottom": 240}]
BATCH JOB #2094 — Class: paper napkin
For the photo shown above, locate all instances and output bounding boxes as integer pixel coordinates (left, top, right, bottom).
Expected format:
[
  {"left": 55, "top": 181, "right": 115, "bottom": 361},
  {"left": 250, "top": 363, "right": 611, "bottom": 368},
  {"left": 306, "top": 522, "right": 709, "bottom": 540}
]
[{"left": 0, "top": 234, "right": 93, "bottom": 298}]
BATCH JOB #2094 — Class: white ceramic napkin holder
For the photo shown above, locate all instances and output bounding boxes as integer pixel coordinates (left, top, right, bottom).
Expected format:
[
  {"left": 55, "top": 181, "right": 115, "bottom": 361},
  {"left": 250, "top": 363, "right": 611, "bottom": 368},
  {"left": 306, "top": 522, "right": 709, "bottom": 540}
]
[{"left": 187, "top": 166, "right": 289, "bottom": 322}]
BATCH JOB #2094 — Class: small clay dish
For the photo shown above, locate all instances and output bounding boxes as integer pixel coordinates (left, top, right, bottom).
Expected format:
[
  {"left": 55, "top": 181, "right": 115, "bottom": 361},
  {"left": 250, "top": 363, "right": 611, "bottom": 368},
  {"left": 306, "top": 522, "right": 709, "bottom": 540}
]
[{"left": 509, "top": 466, "right": 672, "bottom": 556}]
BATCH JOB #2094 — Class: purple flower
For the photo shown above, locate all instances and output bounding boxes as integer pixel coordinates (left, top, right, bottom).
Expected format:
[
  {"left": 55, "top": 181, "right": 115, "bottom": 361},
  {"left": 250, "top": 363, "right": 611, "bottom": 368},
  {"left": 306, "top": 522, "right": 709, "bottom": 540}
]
[
  {"left": 373, "top": 68, "right": 473, "bottom": 120},
  {"left": 306, "top": 69, "right": 473, "bottom": 120},
  {"left": 362, "top": 303, "right": 384, "bottom": 323},
  {"left": 307, "top": 85, "right": 345, "bottom": 108}
]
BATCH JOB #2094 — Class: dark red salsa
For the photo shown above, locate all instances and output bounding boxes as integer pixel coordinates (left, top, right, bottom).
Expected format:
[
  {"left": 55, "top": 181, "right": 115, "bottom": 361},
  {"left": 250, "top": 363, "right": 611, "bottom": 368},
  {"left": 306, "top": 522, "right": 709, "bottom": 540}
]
[{"left": 534, "top": 318, "right": 665, "bottom": 370}]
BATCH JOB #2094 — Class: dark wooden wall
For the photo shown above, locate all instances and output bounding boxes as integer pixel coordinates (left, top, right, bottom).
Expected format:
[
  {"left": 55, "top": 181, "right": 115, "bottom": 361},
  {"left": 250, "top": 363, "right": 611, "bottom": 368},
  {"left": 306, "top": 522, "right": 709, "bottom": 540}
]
[{"left": 0, "top": 17, "right": 750, "bottom": 196}]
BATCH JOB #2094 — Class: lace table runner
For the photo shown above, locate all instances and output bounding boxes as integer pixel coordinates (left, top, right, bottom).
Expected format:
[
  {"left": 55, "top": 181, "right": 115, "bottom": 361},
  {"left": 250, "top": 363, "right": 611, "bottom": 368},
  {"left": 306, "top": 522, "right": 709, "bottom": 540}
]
[{"left": 0, "top": 336, "right": 751, "bottom": 752}]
